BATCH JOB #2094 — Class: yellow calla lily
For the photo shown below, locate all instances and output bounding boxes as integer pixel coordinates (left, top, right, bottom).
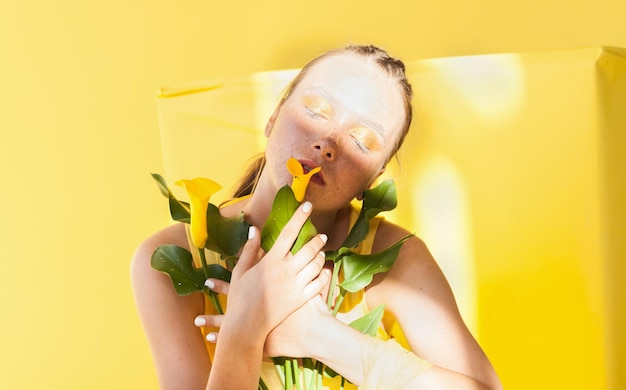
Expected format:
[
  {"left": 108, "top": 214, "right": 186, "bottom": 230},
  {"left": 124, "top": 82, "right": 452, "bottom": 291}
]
[
  {"left": 286, "top": 157, "right": 321, "bottom": 202},
  {"left": 175, "top": 178, "right": 222, "bottom": 248}
]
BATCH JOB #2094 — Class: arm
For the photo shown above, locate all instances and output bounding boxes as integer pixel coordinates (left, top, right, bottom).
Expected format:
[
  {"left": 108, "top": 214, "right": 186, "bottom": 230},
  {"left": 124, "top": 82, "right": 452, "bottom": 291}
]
[
  {"left": 365, "top": 222, "right": 503, "bottom": 389},
  {"left": 132, "top": 203, "right": 331, "bottom": 390},
  {"left": 264, "top": 222, "right": 502, "bottom": 389},
  {"left": 131, "top": 223, "right": 212, "bottom": 389}
]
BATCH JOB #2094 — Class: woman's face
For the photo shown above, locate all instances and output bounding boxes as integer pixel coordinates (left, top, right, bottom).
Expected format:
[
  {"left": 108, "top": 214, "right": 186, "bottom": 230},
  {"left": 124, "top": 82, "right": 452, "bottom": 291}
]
[{"left": 264, "top": 51, "right": 406, "bottom": 211}]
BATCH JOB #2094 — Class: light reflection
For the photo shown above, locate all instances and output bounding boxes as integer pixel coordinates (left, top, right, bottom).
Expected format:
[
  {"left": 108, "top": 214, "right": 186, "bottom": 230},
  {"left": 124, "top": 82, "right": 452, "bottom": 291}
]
[
  {"left": 432, "top": 54, "right": 525, "bottom": 125},
  {"left": 412, "top": 156, "right": 478, "bottom": 336}
]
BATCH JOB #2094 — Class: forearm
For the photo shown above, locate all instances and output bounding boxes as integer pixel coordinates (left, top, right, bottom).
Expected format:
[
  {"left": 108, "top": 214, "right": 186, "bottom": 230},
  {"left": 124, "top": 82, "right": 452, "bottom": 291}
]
[
  {"left": 310, "top": 321, "right": 433, "bottom": 388},
  {"left": 307, "top": 317, "right": 368, "bottom": 385},
  {"left": 309, "top": 317, "right": 494, "bottom": 390},
  {"left": 206, "top": 318, "right": 265, "bottom": 390}
]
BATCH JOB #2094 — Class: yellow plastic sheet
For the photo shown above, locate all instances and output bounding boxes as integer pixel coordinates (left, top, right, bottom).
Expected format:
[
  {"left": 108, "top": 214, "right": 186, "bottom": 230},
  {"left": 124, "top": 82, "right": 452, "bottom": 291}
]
[{"left": 156, "top": 47, "right": 626, "bottom": 390}]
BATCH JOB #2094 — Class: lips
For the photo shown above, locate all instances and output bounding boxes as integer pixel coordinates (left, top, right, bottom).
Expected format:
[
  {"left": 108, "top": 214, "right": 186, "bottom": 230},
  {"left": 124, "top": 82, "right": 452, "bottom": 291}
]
[{"left": 299, "top": 158, "right": 325, "bottom": 185}]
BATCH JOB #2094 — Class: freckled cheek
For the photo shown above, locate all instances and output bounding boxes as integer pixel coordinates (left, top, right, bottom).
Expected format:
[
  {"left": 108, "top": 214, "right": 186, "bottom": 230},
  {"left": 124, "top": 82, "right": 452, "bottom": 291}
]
[
  {"left": 275, "top": 113, "right": 316, "bottom": 141},
  {"left": 341, "top": 156, "right": 382, "bottom": 183}
]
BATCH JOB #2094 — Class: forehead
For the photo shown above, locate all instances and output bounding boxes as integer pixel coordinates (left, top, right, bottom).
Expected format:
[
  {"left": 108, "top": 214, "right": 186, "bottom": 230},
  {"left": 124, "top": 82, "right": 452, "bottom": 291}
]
[{"left": 290, "top": 52, "right": 406, "bottom": 137}]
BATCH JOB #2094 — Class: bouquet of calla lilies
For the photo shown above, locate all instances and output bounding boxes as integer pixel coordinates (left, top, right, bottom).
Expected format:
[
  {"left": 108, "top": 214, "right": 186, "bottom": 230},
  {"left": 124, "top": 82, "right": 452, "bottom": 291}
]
[{"left": 151, "top": 158, "right": 411, "bottom": 390}]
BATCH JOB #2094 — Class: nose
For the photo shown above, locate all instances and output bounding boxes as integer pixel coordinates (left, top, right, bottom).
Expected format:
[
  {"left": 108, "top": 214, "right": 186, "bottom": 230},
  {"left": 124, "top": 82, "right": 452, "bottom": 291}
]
[{"left": 313, "top": 137, "right": 337, "bottom": 161}]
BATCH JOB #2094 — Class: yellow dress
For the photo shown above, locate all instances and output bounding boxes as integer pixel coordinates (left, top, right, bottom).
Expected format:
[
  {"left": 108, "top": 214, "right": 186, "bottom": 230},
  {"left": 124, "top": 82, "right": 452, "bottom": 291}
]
[{"left": 193, "top": 206, "right": 411, "bottom": 389}]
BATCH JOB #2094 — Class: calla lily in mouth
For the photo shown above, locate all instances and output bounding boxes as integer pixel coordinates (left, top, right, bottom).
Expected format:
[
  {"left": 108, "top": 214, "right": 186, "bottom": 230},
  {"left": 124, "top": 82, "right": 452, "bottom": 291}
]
[{"left": 286, "top": 157, "right": 322, "bottom": 202}]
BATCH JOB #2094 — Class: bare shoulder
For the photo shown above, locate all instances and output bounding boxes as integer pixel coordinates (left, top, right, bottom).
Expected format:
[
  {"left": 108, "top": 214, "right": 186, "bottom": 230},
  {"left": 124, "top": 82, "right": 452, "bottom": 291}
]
[
  {"left": 369, "top": 220, "right": 451, "bottom": 296},
  {"left": 130, "top": 223, "right": 191, "bottom": 294},
  {"left": 130, "top": 222, "right": 198, "bottom": 316},
  {"left": 133, "top": 223, "right": 189, "bottom": 261},
  {"left": 130, "top": 222, "right": 196, "bottom": 309}
]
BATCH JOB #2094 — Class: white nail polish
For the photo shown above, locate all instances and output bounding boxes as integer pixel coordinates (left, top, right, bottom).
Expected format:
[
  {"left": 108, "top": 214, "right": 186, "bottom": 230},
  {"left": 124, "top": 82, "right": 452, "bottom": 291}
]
[
  {"left": 206, "top": 333, "right": 217, "bottom": 342},
  {"left": 320, "top": 234, "right": 328, "bottom": 244},
  {"left": 248, "top": 226, "right": 256, "bottom": 240},
  {"left": 204, "top": 279, "right": 215, "bottom": 290},
  {"left": 194, "top": 317, "right": 206, "bottom": 327},
  {"left": 302, "top": 201, "right": 312, "bottom": 213}
]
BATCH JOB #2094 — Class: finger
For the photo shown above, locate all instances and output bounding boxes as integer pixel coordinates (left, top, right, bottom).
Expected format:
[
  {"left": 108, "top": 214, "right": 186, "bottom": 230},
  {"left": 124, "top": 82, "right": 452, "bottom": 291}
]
[
  {"left": 302, "top": 268, "right": 332, "bottom": 301},
  {"left": 205, "top": 332, "right": 218, "bottom": 343},
  {"left": 194, "top": 314, "right": 224, "bottom": 329},
  {"left": 290, "top": 233, "right": 327, "bottom": 271},
  {"left": 204, "top": 278, "right": 230, "bottom": 295},
  {"left": 268, "top": 201, "right": 313, "bottom": 256},
  {"left": 232, "top": 225, "right": 261, "bottom": 280},
  {"left": 318, "top": 267, "right": 331, "bottom": 303},
  {"left": 295, "top": 250, "right": 326, "bottom": 284}
]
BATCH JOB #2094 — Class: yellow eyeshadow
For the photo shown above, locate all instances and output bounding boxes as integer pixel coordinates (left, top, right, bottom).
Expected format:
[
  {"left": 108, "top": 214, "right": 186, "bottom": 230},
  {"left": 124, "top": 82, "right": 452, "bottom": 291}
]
[
  {"left": 350, "top": 127, "right": 383, "bottom": 151},
  {"left": 302, "top": 95, "right": 333, "bottom": 117}
]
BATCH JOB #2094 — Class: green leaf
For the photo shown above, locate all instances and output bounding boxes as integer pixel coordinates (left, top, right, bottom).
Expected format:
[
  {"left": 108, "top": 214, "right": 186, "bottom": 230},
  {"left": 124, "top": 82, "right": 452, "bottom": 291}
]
[
  {"left": 151, "top": 245, "right": 232, "bottom": 296},
  {"left": 342, "top": 180, "right": 398, "bottom": 249},
  {"left": 150, "top": 173, "right": 190, "bottom": 223},
  {"left": 349, "top": 304, "right": 385, "bottom": 337},
  {"left": 205, "top": 203, "right": 251, "bottom": 259},
  {"left": 362, "top": 180, "right": 398, "bottom": 217},
  {"left": 260, "top": 186, "right": 317, "bottom": 253},
  {"left": 151, "top": 245, "right": 205, "bottom": 295},
  {"left": 205, "top": 263, "right": 232, "bottom": 283},
  {"left": 339, "top": 235, "right": 412, "bottom": 293}
]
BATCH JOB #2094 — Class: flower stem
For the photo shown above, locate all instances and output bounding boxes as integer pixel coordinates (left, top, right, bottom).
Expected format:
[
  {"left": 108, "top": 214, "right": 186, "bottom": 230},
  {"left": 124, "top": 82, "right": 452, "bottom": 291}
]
[
  {"left": 285, "top": 358, "right": 293, "bottom": 390},
  {"left": 326, "top": 258, "right": 342, "bottom": 309},
  {"left": 332, "top": 290, "right": 346, "bottom": 317},
  {"left": 315, "top": 361, "right": 324, "bottom": 389},
  {"left": 273, "top": 358, "right": 286, "bottom": 387},
  {"left": 207, "top": 291, "right": 224, "bottom": 314},
  {"left": 292, "top": 358, "right": 301, "bottom": 390},
  {"left": 197, "top": 247, "right": 210, "bottom": 279},
  {"left": 198, "top": 247, "right": 223, "bottom": 314},
  {"left": 303, "top": 358, "right": 315, "bottom": 390}
]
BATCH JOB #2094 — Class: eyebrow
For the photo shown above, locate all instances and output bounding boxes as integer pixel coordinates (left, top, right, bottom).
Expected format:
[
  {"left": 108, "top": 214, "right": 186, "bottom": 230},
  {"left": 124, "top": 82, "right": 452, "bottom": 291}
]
[{"left": 308, "top": 86, "right": 387, "bottom": 141}]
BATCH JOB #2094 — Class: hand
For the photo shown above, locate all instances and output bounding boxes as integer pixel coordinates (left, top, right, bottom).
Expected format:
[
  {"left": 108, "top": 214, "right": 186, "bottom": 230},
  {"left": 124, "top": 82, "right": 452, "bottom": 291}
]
[
  {"left": 264, "top": 294, "right": 333, "bottom": 358},
  {"left": 193, "top": 278, "right": 229, "bottom": 342},
  {"left": 196, "top": 201, "right": 331, "bottom": 341}
]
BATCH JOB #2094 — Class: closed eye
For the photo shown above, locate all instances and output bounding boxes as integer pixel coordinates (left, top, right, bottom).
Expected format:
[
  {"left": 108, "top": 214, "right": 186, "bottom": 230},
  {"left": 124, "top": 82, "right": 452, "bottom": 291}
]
[
  {"left": 306, "top": 106, "right": 328, "bottom": 120},
  {"left": 350, "top": 133, "right": 369, "bottom": 153},
  {"left": 349, "top": 127, "right": 382, "bottom": 153}
]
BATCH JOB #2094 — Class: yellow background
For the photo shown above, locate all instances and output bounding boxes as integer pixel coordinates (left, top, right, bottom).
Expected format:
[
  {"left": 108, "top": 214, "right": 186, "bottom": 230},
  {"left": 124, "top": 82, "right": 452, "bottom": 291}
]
[{"left": 1, "top": 1, "right": 624, "bottom": 389}]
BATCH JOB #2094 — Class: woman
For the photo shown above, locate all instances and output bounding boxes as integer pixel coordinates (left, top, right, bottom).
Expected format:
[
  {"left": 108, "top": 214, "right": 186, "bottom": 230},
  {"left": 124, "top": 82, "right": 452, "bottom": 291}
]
[{"left": 132, "top": 45, "right": 503, "bottom": 389}]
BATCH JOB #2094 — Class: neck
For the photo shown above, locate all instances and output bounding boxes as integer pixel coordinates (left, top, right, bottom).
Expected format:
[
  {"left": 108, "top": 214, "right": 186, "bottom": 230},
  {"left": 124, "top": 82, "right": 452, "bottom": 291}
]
[{"left": 310, "top": 207, "right": 350, "bottom": 251}]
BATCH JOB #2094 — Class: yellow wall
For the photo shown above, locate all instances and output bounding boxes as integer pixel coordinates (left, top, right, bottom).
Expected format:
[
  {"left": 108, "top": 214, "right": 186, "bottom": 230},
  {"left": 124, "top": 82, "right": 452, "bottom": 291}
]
[{"left": 0, "top": 1, "right": 624, "bottom": 389}]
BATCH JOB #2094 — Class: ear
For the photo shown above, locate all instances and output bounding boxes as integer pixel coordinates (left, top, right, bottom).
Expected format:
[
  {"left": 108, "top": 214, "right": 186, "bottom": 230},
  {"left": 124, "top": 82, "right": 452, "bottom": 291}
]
[{"left": 264, "top": 106, "right": 281, "bottom": 137}]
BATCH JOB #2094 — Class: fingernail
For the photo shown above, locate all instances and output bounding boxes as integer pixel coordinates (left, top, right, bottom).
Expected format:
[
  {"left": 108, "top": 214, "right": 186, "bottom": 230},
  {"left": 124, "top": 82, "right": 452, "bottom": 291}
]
[
  {"left": 194, "top": 317, "right": 206, "bottom": 327},
  {"left": 319, "top": 251, "right": 325, "bottom": 258},
  {"left": 248, "top": 226, "right": 256, "bottom": 240},
  {"left": 204, "top": 279, "right": 215, "bottom": 290},
  {"left": 302, "top": 201, "right": 312, "bottom": 213},
  {"left": 320, "top": 234, "right": 328, "bottom": 244},
  {"left": 206, "top": 332, "right": 217, "bottom": 342}
]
